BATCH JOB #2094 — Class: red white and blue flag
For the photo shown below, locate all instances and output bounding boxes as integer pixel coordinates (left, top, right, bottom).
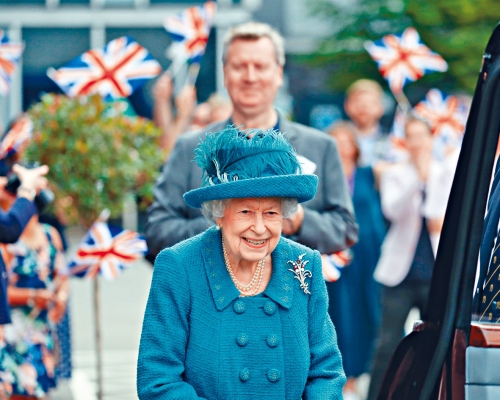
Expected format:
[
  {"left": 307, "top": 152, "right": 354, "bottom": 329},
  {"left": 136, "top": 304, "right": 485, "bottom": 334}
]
[
  {"left": 322, "top": 250, "right": 353, "bottom": 282},
  {"left": 0, "top": 116, "right": 33, "bottom": 160},
  {"left": 365, "top": 27, "right": 448, "bottom": 94},
  {"left": 414, "top": 88, "right": 467, "bottom": 141},
  {"left": 47, "top": 36, "right": 161, "bottom": 100},
  {"left": 68, "top": 222, "right": 147, "bottom": 281},
  {"left": 163, "top": 1, "right": 217, "bottom": 64},
  {"left": 0, "top": 29, "right": 24, "bottom": 96}
]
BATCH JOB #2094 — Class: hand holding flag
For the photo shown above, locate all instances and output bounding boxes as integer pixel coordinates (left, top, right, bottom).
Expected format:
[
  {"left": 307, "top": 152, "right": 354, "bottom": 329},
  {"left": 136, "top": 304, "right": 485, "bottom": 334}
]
[{"left": 322, "top": 250, "right": 353, "bottom": 282}]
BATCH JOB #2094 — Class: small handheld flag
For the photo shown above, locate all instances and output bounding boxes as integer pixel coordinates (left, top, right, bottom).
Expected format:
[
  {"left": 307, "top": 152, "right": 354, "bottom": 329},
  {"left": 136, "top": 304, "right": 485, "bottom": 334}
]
[
  {"left": 164, "top": 1, "right": 217, "bottom": 66},
  {"left": 0, "top": 29, "right": 24, "bottom": 96},
  {"left": 68, "top": 222, "right": 147, "bottom": 281},
  {"left": 365, "top": 27, "right": 448, "bottom": 95},
  {"left": 322, "top": 250, "right": 353, "bottom": 282},
  {"left": 414, "top": 89, "right": 467, "bottom": 141},
  {"left": 47, "top": 36, "right": 161, "bottom": 100},
  {"left": 0, "top": 116, "right": 33, "bottom": 160}
]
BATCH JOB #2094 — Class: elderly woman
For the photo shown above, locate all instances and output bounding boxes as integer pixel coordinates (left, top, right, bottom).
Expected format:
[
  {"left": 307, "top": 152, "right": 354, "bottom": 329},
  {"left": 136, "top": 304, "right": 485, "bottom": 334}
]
[{"left": 137, "top": 127, "right": 346, "bottom": 399}]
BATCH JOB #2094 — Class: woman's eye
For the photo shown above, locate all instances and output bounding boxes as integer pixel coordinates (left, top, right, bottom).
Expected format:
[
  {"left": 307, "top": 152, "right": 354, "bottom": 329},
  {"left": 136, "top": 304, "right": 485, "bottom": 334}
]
[{"left": 240, "top": 210, "right": 250, "bottom": 214}]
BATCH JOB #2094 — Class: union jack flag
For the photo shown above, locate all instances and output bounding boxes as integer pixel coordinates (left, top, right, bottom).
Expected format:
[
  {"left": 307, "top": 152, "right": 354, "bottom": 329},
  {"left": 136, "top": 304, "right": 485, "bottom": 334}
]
[
  {"left": 414, "top": 89, "right": 467, "bottom": 141},
  {"left": 0, "top": 116, "right": 33, "bottom": 160},
  {"left": 322, "top": 250, "right": 353, "bottom": 282},
  {"left": 163, "top": 1, "right": 217, "bottom": 64},
  {"left": 47, "top": 36, "right": 161, "bottom": 100},
  {"left": 365, "top": 27, "right": 448, "bottom": 94},
  {"left": 68, "top": 222, "right": 147, "bottom": 281},
  {"left": 0, "top": 29, "right": 24, "bottom": 96}
]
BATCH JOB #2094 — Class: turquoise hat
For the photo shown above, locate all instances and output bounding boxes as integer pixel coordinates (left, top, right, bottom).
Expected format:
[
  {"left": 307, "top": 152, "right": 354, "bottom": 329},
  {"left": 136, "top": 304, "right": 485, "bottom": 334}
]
[{"left": 183, "top": 126, "right": 318, "bottom": 209}]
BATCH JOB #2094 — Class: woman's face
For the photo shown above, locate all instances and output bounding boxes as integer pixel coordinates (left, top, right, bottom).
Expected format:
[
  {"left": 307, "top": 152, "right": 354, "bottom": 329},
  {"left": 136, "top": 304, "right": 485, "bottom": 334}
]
[
  {"left": 216, "top": 197, "right": 283, "bottom": 265},
  {"left": 332, "top": 128, "right": 358, "bottom": 162}
]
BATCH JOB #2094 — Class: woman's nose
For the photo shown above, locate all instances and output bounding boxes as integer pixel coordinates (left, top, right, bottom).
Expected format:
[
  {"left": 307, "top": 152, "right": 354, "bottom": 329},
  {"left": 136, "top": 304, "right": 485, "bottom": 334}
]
[{"left": 252, "top": 213, "right": 267, "bottom": 234}]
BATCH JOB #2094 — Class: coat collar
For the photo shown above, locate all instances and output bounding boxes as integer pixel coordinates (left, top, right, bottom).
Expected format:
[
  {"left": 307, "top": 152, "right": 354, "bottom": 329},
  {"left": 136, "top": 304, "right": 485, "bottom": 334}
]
[{"left": 201, "top": 227, "right": 298, "bottom": 311}]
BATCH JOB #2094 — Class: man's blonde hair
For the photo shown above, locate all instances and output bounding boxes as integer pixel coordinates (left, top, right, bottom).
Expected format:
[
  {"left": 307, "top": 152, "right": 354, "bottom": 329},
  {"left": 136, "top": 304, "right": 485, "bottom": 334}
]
[
  {"left": 222, "top": 22, "right": 285, "bottom": 67},
  {"left": 346, "top": 79, "right": 384, "bottom": 98}
]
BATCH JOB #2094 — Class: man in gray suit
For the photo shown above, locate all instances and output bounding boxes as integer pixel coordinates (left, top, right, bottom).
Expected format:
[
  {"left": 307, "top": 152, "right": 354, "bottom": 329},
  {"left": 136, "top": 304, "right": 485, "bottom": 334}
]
[{"left": 146, "top": 21, "right": 358, "bottom": 257}]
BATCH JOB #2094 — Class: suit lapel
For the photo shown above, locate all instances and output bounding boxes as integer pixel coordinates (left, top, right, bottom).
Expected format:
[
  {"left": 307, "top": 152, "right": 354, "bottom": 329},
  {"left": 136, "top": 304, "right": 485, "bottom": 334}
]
[
  {"left": 479, "top": 177, "right": 500, "bottom": 293},
  {"left": 278, "top": 117, "right": 298, "bottom": 147}
]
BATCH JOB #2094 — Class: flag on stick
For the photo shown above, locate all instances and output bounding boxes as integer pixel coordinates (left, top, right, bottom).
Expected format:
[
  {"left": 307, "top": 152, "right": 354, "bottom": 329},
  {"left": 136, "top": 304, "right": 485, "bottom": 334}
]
[
  {"left": 365, "top": 27, "right": 448, "bottom": 95},
  {"left": 164, "top": 1, "right": 217, "bottom": 66},
  {"left": 47, "top": 36, "right": 161, "bottom": 100},
  {"left": 0, "top": 29, "right": 24, "bottom": 96},
  {"left": 414, "top": 89, "right": 467, "bottom": 141},
  {"left": 68, "top": 222, "right": 147, "bottom": 281},
  {"left": 0, "top": 116, "right": 33, "bottom": 160}
]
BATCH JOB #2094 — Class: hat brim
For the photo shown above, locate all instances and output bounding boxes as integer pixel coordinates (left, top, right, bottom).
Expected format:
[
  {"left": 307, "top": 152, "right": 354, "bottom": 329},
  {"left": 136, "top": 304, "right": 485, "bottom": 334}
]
[{"left": 183, "top": 174, "right": 318, "bottom": 209}]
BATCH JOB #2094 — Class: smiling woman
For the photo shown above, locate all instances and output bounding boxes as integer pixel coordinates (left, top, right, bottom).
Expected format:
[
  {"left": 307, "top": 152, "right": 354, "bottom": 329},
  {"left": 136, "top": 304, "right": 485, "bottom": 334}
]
[{"left": 137, "top": 126, "right": 347, "bottom": 399}]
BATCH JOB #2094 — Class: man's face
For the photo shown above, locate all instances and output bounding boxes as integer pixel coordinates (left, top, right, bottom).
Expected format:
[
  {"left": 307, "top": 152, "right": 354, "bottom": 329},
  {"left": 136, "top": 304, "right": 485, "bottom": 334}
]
[
  {"left": 344, "top": 90, "right": 384, "bottom": 129},
  {"left": 223, "top": 37, "right": 283, "bottom": 116}
]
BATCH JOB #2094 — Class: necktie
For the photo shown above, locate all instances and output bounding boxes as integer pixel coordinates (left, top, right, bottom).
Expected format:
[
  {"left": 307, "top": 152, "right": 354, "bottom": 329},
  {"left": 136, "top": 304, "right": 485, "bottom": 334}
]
[{"left": 479, "top": 230, "right": 500, "bottom": 323}]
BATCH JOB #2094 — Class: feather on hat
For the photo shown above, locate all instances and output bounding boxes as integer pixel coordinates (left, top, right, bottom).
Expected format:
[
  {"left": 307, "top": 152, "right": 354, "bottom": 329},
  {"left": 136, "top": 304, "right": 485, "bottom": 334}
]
[{"left": 183, "top": 126, "right": 318, "bottom": 209}]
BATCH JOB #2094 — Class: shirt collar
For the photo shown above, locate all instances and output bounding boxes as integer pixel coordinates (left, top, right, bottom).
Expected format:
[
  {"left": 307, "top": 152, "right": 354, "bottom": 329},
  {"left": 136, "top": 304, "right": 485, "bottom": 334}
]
[
  {"left": 201, "top": 227, "right": 295, "bottom": 311},
  {"left": 227, "top": 114, "right": 280, "bottom": 132}
]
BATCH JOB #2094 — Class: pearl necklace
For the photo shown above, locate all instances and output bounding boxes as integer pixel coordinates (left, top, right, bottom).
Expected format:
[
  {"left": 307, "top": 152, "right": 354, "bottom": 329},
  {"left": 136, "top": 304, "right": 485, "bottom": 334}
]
[{"left": 222, "top": 237, "right": 265, "bottom": 297}]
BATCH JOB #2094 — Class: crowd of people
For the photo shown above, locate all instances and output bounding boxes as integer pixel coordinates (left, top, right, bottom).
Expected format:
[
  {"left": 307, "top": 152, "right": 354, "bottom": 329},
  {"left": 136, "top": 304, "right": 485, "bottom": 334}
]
[{"left": 0, "top": 19, "right": 469, "bottom": 400}]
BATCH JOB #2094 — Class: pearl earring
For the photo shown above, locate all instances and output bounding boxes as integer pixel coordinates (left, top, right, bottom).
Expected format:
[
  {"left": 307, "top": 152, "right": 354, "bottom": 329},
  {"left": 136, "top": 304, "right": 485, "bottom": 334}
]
[{"left": 216, "top": 225, "right": 221, "bottom": 230}]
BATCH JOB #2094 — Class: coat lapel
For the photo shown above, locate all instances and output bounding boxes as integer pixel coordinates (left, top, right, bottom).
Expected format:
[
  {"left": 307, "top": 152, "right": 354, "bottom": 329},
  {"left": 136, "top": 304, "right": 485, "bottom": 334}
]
[{"left": 201, "top": 227, "right": 240, "bottom": 311}]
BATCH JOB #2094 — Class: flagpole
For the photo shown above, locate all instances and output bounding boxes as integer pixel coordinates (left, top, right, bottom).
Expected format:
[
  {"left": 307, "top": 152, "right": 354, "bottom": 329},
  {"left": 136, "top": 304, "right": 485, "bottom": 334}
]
[
  {"left": 186, "top": 63, "right": 201, "bottom": 87},
  {"left": 93, "top": 209, "right": 108, "bottom": 400},
  {"left": 394, "top": 91, "right": 413, "bottom": 116},
  {"left": 93, "top": 275, "right": 104, "bottom": 400}
]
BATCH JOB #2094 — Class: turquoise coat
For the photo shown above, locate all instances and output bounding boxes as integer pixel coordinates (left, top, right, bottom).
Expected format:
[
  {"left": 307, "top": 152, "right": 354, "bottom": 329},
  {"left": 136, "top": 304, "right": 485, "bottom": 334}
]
[{"left": 137, "top": 227, "right": 346, "bottom": 399}]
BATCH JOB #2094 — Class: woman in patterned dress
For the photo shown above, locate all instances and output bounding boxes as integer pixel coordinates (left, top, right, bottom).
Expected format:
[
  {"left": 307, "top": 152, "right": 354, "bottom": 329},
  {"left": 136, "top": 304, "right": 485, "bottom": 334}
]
[{"left": 0, "top": 188, "right": 69, "bottom": 400}]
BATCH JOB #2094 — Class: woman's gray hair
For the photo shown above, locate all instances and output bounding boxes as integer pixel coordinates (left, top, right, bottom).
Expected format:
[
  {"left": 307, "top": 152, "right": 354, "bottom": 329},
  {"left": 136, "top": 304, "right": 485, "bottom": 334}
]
[
  {"left": 201, "top": 198, "right": 298, "bottom": 221},
  {"left": 222, "top": 22, "right": 285, "bottom": 67}
]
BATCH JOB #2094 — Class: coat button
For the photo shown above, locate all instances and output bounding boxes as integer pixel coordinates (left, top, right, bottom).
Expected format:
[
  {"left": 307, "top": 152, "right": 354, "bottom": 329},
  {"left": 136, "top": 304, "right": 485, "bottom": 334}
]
[
  {"left": 263, "top": 301, "right": 276, "bottom": 316},
  {"left": 267, "top": 368, "right": 280, "bottom": 383},
  {"left": 233, "top": 300, "right": 245, "bottom": 314},
  {"left": 236, "top": 333, "right": 249, "bottom": 347},
  {"left": 266, "top": 334, "right": 279, "bottom": 348},
  {"left": 239, "top": 368, "right": 250, "bottom": 382}
]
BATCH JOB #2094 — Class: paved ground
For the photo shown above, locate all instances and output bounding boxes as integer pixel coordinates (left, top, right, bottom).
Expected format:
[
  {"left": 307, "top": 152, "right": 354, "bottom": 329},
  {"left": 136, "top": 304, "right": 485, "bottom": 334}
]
[{"left": 52, "top": 226, "right": 153, "bottom": 400}]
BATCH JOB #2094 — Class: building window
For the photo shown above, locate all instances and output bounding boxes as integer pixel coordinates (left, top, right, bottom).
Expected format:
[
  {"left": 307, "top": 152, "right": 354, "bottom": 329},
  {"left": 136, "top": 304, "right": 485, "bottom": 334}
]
[
  {"left": 59, "top": 0, "right": 91, "bottom": 4},
  {"left": 22, "top": 28, "right": 91, "bottom": 110},
  {"left": 0, "top": 0, "right": 45, "bottom": 4},
  {"left": 103, "top": 0, "right": 135, "bottom": 7}
]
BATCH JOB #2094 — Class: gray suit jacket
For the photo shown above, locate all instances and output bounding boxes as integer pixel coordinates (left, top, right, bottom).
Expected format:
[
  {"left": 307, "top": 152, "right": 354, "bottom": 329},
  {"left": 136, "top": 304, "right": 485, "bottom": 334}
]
[{"left": 145, "top": 117, "right": 358, "bottom": 256}]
